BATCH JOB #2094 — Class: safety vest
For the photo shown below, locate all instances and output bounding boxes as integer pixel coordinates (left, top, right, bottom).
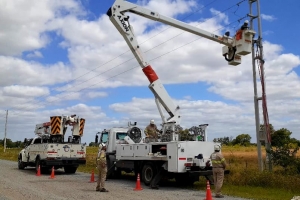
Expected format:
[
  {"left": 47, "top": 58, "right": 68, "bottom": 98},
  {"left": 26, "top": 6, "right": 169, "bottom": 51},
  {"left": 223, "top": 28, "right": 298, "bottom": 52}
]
[
  {"left": 97, "top": 150, "right": 106, "bottom": 163},
  {"left": 210, "top": 152, "right": 226, "bottom": 168}
]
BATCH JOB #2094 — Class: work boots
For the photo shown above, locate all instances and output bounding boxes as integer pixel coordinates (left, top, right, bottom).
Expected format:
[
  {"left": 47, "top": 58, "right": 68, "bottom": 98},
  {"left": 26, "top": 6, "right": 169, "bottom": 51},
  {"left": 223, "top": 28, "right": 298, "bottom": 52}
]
[{"left": 100, "top": 188, "right": 109, "bottom": 192}]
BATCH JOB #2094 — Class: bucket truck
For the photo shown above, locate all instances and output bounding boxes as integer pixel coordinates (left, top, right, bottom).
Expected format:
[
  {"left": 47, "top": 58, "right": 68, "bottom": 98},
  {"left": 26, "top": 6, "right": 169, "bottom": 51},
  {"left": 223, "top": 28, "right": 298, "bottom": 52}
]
[
  {"left": 18, "top": 114, "right": 87, "bottom": 174},
  {"left": 102, "top": 0, "right": 255, "bottom": 187}
]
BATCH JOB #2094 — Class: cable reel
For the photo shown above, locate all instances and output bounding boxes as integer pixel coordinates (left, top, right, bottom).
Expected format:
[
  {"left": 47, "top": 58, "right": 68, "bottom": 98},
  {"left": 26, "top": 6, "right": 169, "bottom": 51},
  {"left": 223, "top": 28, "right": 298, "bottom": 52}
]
[{"left": 127, "top": 126, "right": 142, "bottom": 143}]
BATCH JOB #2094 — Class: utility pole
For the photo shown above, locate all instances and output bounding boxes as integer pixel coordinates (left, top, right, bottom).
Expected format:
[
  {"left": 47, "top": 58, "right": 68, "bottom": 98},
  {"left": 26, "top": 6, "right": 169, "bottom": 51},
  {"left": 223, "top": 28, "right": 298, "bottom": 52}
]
[
  {"left": 4, "top": 110, "right": 8, "bottom": 153},
  {"left": 248, "top": 0, "right": 272, "bottom": 172}
]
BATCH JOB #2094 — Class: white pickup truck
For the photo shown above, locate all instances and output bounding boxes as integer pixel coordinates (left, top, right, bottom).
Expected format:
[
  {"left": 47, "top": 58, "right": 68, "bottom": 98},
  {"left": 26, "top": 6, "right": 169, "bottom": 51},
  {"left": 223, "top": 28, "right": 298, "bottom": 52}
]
[
  {"left": 18, "top": 137, "right": 86, "bottom": 174},
  {"left": 18, "top": 114, "right": 87, "bottom": 174}
]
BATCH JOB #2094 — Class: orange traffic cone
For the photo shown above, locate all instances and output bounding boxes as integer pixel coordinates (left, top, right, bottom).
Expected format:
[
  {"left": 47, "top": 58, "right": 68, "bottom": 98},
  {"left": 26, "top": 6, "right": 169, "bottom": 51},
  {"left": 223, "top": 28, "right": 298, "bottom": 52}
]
[
  {"left": 89, "top": 169, "right": 96, "bottom": 182},
  {"left": 36, "top": 165, "right": 41, "bottom": 176},
  {"left": 204, "top": 180, "right": 213, "bottom": 200},
  {"left": 49, "top": 166, "right": 55, "bottom": 179},
  {"left": 134, "top": 173, "right": 143, "bottom": 191}
]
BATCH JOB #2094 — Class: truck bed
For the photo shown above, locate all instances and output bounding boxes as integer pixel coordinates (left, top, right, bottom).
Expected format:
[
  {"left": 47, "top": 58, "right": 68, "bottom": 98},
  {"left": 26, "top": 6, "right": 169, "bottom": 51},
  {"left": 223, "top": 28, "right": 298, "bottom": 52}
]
[{"left": 116, "top": 141, "right": 216, "bottom": 173}]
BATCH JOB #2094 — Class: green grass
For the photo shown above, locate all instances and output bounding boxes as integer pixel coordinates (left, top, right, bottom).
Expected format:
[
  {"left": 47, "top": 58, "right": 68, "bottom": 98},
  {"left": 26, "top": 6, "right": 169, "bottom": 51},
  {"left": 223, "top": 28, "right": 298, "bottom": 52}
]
[
  {"left": 222, "top": 185, "right": 299, "bottom": 200},
  {"left": 1, "top": 145, "right": 300, "bottom": 200}
]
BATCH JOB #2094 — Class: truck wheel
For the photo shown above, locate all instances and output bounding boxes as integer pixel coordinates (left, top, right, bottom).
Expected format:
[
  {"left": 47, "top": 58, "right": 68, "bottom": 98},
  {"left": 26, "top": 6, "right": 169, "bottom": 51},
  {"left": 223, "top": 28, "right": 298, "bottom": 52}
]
[
  {"left": 35, "top": 158, "right": 41, "bottom": 174},
  {"left": 142, "top": 163, "right": 157, "bottom": 186},
  {"left": 64, "top": 166, "right": 77, "bottom": 174},
  {"left": 107, "top": 156, "right": 121, "bottom": 179},
  {"left": 18, "top": 155, "right": 25, "bottom": 170}
]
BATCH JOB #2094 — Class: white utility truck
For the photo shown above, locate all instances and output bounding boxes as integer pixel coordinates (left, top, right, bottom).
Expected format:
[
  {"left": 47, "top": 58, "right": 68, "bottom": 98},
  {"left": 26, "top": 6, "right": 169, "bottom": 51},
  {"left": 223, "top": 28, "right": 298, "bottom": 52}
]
[
  {"left": 18, "top": 114, "right": 87, "bottom": 174},
  {"left": 103, "top": 0, "right": 255, "bottom": 186},
  {"left": 96, "top": 122, "right": 221, "bottom": 186}
]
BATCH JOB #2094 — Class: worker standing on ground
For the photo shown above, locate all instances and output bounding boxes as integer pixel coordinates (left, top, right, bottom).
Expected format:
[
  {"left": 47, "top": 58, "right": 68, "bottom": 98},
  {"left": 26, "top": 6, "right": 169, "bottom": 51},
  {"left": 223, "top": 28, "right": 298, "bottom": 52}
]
[
  {"left": 210, "top": 144, "right": 226, "bottom": 198},
  {"left": 96, "top": 144, "right": 109, "bottom": 192},
  {"left": 144, "top": 119, "right": 160, "bottom": 142}
]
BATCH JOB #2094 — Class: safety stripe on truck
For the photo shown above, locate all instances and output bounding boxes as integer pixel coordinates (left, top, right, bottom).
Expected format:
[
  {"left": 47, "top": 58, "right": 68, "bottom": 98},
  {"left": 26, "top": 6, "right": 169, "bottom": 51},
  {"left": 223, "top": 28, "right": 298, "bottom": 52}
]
[
  {"left": 142, "top": 65, "right": 159, "bottom": 83},
  {"left": 50, "top": 116, "right": 61, "bottom": 135},
  {"left": 79, "top": 118, "right": 85, "bottom": 136}
]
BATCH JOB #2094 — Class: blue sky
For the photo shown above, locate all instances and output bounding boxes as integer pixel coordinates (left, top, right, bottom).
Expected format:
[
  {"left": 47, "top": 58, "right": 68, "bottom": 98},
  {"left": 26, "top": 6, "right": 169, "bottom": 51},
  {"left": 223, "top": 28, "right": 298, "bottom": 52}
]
[{"left": 0, "top": 0, "right": 300, "bottom": 144}]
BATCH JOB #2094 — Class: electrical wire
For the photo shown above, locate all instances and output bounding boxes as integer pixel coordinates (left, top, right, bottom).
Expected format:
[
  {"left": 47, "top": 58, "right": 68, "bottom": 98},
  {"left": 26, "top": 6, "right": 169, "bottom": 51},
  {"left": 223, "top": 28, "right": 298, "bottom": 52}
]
[
  {"left": 8, "top": 15, "right": 248, "bottom": 113},
  {"left": 5, "top": 0, "right": 248, "bottom": 113},
  {"left": 4, "top": 0, "right": 220, "bottom": 112}
]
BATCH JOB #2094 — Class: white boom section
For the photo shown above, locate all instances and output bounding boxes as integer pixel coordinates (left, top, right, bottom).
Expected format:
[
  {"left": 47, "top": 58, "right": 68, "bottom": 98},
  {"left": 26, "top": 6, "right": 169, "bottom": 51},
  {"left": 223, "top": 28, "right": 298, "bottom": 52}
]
[
  {"left": 108, "top": 0, "right": 235, "bottom": 46},
  {"left": 107, "top": 0, "right": 255, "bottom": 138}
]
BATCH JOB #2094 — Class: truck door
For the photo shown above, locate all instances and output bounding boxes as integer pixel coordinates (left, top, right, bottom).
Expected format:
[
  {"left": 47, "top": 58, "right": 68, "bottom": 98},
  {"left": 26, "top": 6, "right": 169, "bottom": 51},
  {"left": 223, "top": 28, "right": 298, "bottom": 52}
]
[
  {"left": 167, "top": 142, "right": 179, "bottom": 172},
  {"left": 31, "top": 138, "right": 42, "bottom": 161}
]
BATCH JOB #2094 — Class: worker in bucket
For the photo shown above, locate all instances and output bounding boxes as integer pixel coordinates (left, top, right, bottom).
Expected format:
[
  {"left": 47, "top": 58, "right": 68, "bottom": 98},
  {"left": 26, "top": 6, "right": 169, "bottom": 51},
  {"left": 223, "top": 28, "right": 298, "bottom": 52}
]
[
  {"left": 96, "top": 144, "right": 109, "bottom": 192},
  {"left": 144, "top": 119, "right": 160, "bottom": 142},
  {"left": 209, "top": 144, "right": 227, "bottom": 198}
]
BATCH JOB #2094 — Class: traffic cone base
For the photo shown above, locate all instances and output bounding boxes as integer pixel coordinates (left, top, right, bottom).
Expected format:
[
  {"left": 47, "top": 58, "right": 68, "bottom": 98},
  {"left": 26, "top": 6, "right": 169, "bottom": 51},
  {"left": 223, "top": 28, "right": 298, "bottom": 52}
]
[
  {"left": 49, "top": 166, "right": 55, "bottom": 179},
  {"left": 134, "top": 173, "right": 143, "bottom": 191},
  {"left": 36, "top": 165, "right": 41, "bottom": 176},
  {"left": 203, "top": 180, "right": 213, "bottom": 200},
  {"left": 89, "top": 169, "right": 96, "bottom": 182}
]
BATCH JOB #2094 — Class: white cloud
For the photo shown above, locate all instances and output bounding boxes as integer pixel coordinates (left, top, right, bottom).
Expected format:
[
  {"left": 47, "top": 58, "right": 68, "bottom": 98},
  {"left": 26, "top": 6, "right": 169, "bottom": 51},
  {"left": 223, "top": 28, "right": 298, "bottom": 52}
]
[
  {"left": 0, "top": 0, "right": 85, "bottom": 56},
  {"left": 0, "top": 56, "right": 73, "bottom": 86},
  {"left": 26, "top": 51, "right": 43, "bottom": 58},
  {"left": 140, "top": 0, "right": 197, "bottom": 18},
  {"left": 86, "top": 92, "right": 108, "bottom": 98},
  {"left": 261, "top": 14, "right": 276, "bottom": 22},
  {"left": 2, "top": 85, "right": 49, "bottom": 97}
]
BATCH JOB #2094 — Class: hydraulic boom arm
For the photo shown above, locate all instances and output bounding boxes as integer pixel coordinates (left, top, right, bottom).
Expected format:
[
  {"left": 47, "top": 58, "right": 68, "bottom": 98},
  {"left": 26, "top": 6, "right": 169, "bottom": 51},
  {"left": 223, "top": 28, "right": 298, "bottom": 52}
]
[{"left": 107, "top": 0, "right": 255, "bottom": 141}]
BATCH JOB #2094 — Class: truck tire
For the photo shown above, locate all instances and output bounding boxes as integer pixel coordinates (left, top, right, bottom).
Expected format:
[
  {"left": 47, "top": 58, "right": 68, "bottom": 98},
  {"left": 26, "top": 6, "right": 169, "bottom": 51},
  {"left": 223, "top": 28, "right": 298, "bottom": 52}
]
[
  {"left": 107, "top": 156, "right": 121, "bottom": 179},
  {"left": 18, "top": 155, "right": 25, "bottom": 170},
  {"left": 35, "top": 157, "right": 42, "bottom": 174},
  {"left": 64, "top": 166, "right": 77, "bottom": 174},
  {"left": 142, "top": 162, "right": 157, "bottom": 186},
  {"left": 35, "top": 157, "right": 49, "bottom": 174}
]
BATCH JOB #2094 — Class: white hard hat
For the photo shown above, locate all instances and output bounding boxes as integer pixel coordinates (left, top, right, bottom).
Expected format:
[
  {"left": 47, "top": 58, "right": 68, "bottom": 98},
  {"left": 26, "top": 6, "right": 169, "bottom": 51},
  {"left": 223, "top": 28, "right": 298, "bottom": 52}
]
[
  {"left": 150, "top": 119, "right": 155, "bottom": 124},
  {"left": 214, "top": 144, "right": 220, "bottom": 151}
]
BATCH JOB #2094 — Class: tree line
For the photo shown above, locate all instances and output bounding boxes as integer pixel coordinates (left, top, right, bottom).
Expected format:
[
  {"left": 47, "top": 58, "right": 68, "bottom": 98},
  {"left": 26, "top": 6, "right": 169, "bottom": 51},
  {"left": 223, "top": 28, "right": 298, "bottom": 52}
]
[
  {"left": 212, "top": 124, "right": 300, "bottom": 173},
  {"left": 0, "top": 139, "right": 23, "bottom": 148}
]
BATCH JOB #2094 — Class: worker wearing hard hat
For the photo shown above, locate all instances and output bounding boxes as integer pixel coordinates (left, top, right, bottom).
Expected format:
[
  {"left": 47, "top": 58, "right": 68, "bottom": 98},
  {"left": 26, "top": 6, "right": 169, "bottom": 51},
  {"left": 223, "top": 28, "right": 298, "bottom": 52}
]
[
  {"left": 144, "top": 119, "right": 160, "bottom": 142},
  {"left": 96, "top": 144, "right": 109, "bottom": 192},
  {"left": 210, "top": 144, "right": 226, "bottom": 198},
  {"left": 209, "top": 144, "right": 227, "bottom": 198}
]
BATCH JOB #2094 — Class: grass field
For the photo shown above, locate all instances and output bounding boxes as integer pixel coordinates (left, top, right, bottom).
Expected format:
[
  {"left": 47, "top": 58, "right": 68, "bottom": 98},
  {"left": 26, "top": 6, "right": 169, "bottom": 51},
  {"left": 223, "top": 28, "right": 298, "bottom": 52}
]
[{"left": 1, "top": 145, "right": 300, "bottom": 200}]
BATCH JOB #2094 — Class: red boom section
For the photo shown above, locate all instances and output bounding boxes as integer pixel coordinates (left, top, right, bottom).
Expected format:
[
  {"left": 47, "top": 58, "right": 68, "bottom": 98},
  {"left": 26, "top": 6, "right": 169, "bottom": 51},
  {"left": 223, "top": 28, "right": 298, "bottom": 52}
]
[{"left": 142, "top": 65, "right": 159, "bottom": 83}]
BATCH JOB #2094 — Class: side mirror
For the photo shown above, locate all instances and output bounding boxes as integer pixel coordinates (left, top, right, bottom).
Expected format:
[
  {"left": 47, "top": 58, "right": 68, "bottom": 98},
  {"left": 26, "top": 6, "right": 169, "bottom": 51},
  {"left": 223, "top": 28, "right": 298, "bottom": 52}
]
[
  {"left": 24, "top": 138, "right": 28, "bottom": 144},
  {"left": 95, "top": 135, "right": 98, "bottom": 144}
]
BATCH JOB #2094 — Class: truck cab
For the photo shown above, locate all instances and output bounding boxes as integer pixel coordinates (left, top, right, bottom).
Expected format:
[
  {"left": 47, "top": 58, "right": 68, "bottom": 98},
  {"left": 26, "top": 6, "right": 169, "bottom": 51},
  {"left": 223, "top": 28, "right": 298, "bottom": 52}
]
[{"left": 99, "top": 128, "right": 130, "bottom": 153}]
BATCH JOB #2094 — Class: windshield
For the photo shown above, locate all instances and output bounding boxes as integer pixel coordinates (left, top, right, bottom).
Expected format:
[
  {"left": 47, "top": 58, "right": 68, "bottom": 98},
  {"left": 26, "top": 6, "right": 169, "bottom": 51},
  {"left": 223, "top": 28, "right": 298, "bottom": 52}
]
[
  {"left": 116, "top": 132, "right": 127, "bottom": 140},
  {"left": 101, "top": 132, "right": 108, "bottom": 143}
]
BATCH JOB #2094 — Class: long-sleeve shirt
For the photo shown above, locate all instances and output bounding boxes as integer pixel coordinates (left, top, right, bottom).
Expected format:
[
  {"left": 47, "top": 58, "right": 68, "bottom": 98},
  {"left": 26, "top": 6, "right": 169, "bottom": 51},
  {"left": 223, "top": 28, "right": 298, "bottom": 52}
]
[{"left": 210, "top": 151, "right": 226, "bottom": 168}]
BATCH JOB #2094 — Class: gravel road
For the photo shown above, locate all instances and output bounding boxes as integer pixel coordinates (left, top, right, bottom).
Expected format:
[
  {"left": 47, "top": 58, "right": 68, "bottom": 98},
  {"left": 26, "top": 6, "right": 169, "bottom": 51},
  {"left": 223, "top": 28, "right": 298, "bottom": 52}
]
[{"left": 0, "top": 159, "right": 251, "bottom": 200}]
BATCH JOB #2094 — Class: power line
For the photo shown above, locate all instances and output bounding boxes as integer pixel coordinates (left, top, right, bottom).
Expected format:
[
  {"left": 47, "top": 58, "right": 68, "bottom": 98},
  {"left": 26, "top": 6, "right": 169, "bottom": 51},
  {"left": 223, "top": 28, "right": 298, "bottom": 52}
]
[
  {"left": 8, "top": 15, "right": 247, "bottom": 113},
  {"left": 5, "top": 0, "right": 219, "bottom": 112},
  {"left": 5, "top": 1, "right": 248, "bottom": 113}
]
